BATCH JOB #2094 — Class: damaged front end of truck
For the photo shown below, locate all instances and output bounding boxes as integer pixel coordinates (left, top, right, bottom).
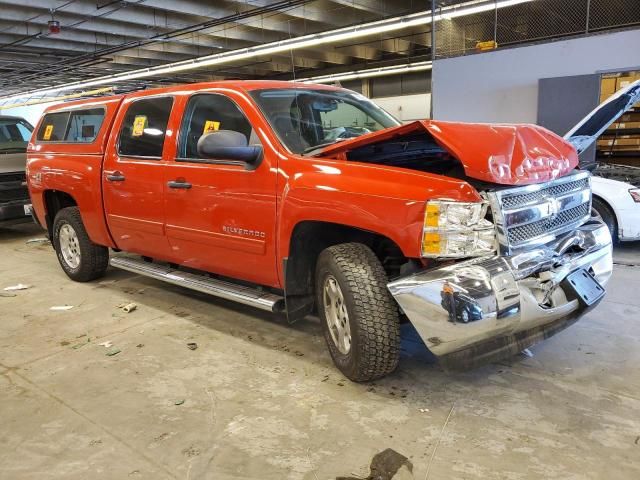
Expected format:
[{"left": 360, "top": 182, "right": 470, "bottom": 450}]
[
  {"left": 312, "top": 80, "right": 640, "bottom": 368},
  {"left": 387, "top": 172, "right": 612, "bottom": 369}
]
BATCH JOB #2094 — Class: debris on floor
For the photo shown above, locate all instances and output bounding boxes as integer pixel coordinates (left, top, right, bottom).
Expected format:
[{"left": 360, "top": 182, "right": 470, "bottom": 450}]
[
  {"left": 72, "top": 338, "right": 91, "bottom": 349},
  {"left": 26, "top": 237, "right": 51, "bottom": 246},
  {"left": 98, "top": 341, "right": 113, "bottom": 348},
  {"left": 50, "top": 305, "right": 74, "bottom": 311},
  {"left": 174, "top": 399, "right": 185, "bottom": 406},
  {"left": 337, "top": 448, "right": 413, "bottom": 480},
  {"left": 181, "top": 445, "right": 200, "bottom": 457},
  {"left": 116, "top": 302, "right": 137, "bottom": 313},
  {"left": 105, "top": 348, "right": 121, "bottom": 356},
  {"left": 3, "top": 284, "right": 31, "bottom": 291},
  {"left": 419, "top": 408, "right": 429, "bottom": 413},
  {"left": 520, "top": 348, "right": 534, "bottom": 358},
  {"left": 186, "top": 342, "right": 198, "bottom": 350}
]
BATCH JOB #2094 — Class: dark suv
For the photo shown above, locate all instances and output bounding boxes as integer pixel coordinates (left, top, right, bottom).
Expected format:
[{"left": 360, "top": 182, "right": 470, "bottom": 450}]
[{"left": 0, "top": 116, "right": 33, "bottom": 225}]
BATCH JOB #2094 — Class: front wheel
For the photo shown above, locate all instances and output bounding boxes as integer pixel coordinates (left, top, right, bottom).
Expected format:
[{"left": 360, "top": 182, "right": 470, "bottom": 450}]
[
  {"left": 316, "top": 243, "right": 400, "bottom": 382},
  {"left": 52, "top": 207, "right": 109, "bottom": 282}
]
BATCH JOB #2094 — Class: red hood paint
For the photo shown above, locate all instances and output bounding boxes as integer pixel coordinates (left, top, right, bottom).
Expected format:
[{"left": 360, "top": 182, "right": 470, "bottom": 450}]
[{"left": 313, "top": 120, "right": 579, "bottom": 185}]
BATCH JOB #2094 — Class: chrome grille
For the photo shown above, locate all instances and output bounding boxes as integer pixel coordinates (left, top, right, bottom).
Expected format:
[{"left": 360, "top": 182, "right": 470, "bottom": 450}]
[
  {"left": 488, "top": 172, "right": 592, "bottom": 252},
  {"left": 507, "top": 203, "right": 590, "bottom": 244},
  {"left": 501, "top": 177, "right": 590, "bottom": 210}
]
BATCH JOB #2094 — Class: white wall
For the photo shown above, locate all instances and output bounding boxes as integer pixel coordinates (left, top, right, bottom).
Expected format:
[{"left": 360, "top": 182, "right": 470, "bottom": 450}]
[
  {"left": 373, "top": 93, "right": 431, "bottom": 122},
  {"left": 432, "top": 29, "right": 640, "bottom": 123}
]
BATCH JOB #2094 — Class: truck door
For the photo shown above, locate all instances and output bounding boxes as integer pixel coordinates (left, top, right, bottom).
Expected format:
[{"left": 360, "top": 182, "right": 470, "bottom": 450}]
[
  {"left": 102, "top": 95, "right": 175, "bottom": 260},
  {"left": 163, "top": 92, "right": 279, "bottom": 287}
]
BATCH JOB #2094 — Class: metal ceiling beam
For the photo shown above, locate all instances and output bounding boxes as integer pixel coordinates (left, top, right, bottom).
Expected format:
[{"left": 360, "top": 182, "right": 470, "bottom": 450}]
[
  {"left": 0, "top": 0, "right": 434, "bottom": 96},
  {"left": 0, "top": 0, "right": 354, "bottom": 80},
  {"left": 0, "top": 0, "right": 318, "bottom": 44},
  {"left": 0, "top": 25, "right": 331, "bottom": 68},
  {"left": 327, "top": 0, "right": 413, "bottom": 16},
  {"left": 0, "top": 14, "right": 352, "bottom": 66},
  {"left": 142, "top": 0, "right": 338, "bottom": 28}
]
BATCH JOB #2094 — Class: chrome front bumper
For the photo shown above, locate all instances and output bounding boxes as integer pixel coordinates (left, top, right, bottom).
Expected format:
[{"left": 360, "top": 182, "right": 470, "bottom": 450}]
[{"left": 388, "top": 221, "right": 613, "bottom": 365}]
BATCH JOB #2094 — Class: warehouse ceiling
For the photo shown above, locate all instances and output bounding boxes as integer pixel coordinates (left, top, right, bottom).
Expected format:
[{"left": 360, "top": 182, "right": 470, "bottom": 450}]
[
  {"left": 0, "top": 0, "right": 639, "bottom": 102},
  {"left": 0, "top": 0, "right": 433, "bottom": 96}
]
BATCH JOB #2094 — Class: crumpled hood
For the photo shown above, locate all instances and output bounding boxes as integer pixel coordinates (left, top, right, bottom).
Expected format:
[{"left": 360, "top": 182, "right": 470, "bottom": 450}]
[{"left": 312, "top": 120, "right": 578, "bottom": 185}]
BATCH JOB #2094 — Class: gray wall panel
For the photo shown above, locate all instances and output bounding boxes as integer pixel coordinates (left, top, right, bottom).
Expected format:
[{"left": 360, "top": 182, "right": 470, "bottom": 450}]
[{"left": 537, "top": 73, "right": 600, "bottom": 166}]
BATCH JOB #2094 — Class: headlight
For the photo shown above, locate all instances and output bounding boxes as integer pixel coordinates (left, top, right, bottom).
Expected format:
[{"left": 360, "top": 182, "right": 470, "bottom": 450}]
[
  {"left": 629, "top": 188, "right": 640, "bottom": 203},
  {"left": 421, "top": 200, "right": 497, "bottom": 258}
]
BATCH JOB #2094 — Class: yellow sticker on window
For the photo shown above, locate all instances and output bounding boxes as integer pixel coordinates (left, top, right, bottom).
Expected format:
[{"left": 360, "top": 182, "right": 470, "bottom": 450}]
[
  {"left": 43, "top": 125, "right": 54, "bottom": 140},
  {"left": 203, "top": 120, "right": 220, "bottom": 134},
  {"left": 132, "top": 115, "right": 147, "bottom": 137}
]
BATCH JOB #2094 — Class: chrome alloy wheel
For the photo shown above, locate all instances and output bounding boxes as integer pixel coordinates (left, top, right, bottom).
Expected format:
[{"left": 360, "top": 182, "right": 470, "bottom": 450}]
[
  {"left": 59, "top": 223, "right": 81, "bottom": 269},
  {"left": 323, "top": 275, "right": 351, "bottom": 355}
]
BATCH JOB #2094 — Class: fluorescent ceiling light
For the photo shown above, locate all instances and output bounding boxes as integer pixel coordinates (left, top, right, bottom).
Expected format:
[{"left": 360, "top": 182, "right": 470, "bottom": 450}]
[
  {"left": 0, "top": 0, "right": 535, "bottom": 105},
  {"left": 300, "top": 61, "right": 433, "bottom": 84},
  {"left": 440, "top": 0, "right": 533, "bottom": 19}
]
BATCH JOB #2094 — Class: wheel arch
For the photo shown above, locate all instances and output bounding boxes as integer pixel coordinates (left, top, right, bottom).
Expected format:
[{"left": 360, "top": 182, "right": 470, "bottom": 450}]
[
  {"left": 40, "top": 188, "right": 116, "bottom": 248},
  {"left": 283, "top": 220, "right": 409, "bottom": 322},
  {"left": 43, "top": 190, "right": 78, "bottom": 235},
  {"left": 592, "top": 194, "right": 619, "bottom": 231}
]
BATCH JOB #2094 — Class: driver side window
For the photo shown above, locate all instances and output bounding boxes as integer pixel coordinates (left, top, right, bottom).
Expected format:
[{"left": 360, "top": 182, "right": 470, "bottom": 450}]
[{"left": 178, "top": 94, "right": 259, "bottom": 160}]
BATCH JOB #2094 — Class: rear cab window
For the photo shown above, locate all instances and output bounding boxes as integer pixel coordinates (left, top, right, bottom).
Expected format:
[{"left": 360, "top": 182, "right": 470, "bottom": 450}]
[
  {"left": 36, "top": 108, "right": 106, "bottom": 143},
  {"left": 118, "top": 97, "right": 173, "bottom": 158},
  {"left": 66, "top": 108, "right": 104, "bottom": 142},
  {"left": 37, "top": 112, "right": 69, "bottom": 141}
]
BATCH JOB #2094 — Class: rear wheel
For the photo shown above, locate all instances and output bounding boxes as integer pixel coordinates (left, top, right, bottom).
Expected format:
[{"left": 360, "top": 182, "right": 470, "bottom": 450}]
[
  {"left": 316, "top": 243, "right": 400, "bottom": 382},
  {"left": 591, "top": 197, "right": 618, "bottom": 243},
  {"left": 52, "top": 207, "right": 109, "bottom": 282}
]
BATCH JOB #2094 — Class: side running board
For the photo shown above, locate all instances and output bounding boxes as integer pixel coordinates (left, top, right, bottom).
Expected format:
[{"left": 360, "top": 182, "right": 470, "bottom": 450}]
[{"left": 110, "top": 256, "right": 284, "bottom": 313}]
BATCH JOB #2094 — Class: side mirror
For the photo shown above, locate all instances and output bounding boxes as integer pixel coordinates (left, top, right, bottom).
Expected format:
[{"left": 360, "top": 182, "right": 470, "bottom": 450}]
[{"left": 197, "top": 130, "right": 262, "bottom": 165}]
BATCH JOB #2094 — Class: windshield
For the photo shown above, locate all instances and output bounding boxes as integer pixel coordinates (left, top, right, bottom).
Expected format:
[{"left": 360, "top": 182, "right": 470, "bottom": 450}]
[
  {"left": 0, "top": 118, "right": 33, "bottom": 153},
  {"left": 250, "top": 88, "right": 400, "bottom": 154}
]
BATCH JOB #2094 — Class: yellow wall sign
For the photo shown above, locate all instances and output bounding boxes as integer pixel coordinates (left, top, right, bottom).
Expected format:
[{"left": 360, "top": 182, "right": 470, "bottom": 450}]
[
  {"left": 132, "top": 115, "right": 147, "bottom": 137},
  {"left": 203, "top": 120, "right": 220, "bottom": 134},
  {"left": 43, "top": 125, "right": 54, "bottom": 140}
]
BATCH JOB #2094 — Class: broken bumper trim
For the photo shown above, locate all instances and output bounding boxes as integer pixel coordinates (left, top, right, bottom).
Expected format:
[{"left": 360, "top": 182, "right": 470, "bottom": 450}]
[{"left": 387, "top": 221, "right": 613, "bottom": 362}]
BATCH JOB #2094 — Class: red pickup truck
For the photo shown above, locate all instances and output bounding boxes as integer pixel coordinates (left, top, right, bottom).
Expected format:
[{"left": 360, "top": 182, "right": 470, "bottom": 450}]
[{"left": 27, "top": 80, "right": 638, "bottom": 381}]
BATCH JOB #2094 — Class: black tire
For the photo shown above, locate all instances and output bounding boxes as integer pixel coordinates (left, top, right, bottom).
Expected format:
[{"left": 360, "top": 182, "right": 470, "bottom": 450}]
[
  {"left": 315, "top": 243, "right": 400, "bottom": 382},
  {"left": 52, "top": 207, "right": 109, "bottom": 282},
  {"left": 592, "top": 197, "right": 618, "bottom": 244},
  {"left": 460, "top": 307, "right": 470, "bottom": 324}
]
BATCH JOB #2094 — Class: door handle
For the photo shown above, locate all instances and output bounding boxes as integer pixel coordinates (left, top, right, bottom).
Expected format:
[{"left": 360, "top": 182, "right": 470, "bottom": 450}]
[
  {"left": 167, "top": 179, "right": 192, "bottom": 189},
  {"left": 106, "top": 171, "right": 125, "bottom": 182}
]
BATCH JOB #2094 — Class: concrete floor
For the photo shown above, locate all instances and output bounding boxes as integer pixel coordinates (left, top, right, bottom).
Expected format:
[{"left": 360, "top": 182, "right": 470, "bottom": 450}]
[{"left": 1, "top": 223, "right": 639, "bottom": 480}]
